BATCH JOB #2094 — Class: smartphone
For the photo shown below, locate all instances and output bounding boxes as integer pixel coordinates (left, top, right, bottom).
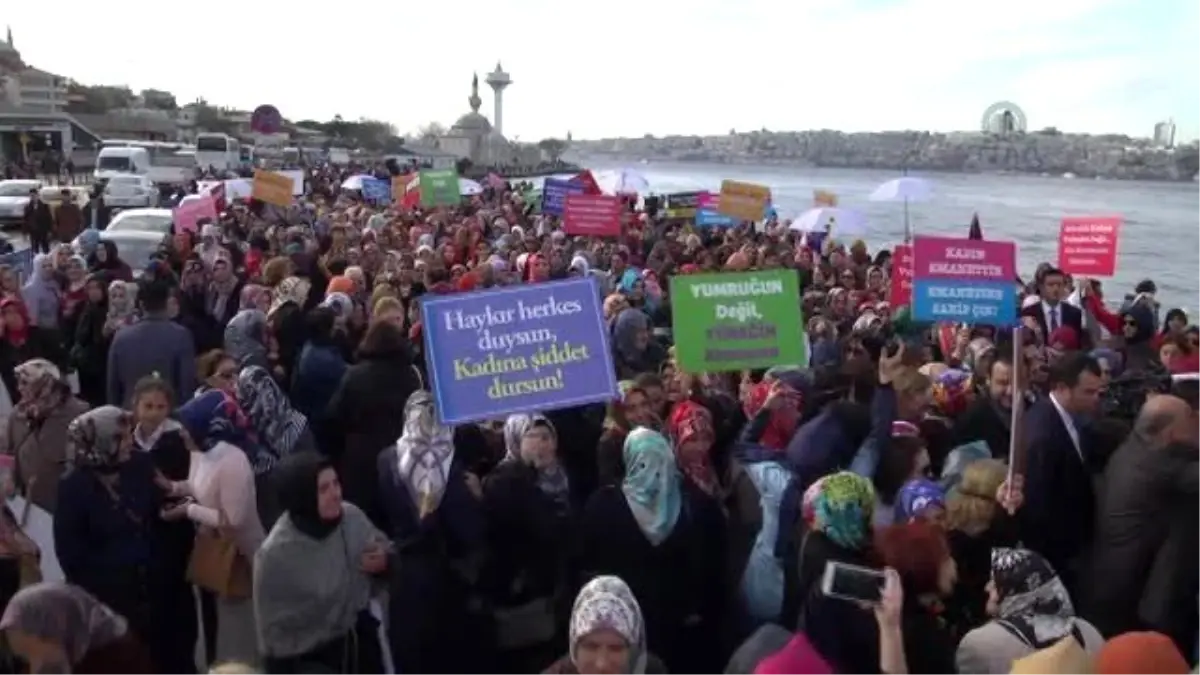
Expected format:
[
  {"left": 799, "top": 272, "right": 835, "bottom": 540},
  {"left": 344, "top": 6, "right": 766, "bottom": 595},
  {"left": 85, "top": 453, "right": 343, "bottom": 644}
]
[{"left": 820, "top": 561, "right": 886, "bottom": 604}]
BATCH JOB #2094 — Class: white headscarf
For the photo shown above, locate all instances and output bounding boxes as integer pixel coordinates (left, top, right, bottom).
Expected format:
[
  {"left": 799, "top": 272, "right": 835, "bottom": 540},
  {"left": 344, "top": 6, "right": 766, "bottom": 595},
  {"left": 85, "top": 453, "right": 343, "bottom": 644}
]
[
  {"left": 395, "top": 391, "right": 455, "bottom": 518},
  {"left": 569, "top": 575, "right": 647, "bottom": 674}
]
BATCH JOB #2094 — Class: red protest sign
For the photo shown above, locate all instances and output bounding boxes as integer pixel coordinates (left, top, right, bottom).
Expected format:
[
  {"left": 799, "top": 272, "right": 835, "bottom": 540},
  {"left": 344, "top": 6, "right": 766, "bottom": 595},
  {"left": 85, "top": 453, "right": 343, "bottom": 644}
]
[
  {"left": 1057, "top": 216, "right": 1120, "bottom": 276},
  {"left": 889, "top": 244, "right": 913, "bottom": 307},
  {"left": 563, "top": 194, "right": 622, "bottom": 236}
]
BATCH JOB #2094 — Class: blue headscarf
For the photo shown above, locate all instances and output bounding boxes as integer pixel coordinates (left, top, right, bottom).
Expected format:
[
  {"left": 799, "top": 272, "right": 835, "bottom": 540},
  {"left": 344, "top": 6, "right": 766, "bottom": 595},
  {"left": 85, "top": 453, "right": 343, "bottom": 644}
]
[
  {"left": 177, "top": 390, "right": 260, "bottom": 461},
  {"left": 621, "top": 427, "right": 682, "bottom": 546},
  {"left": 894, "top": 478, "right": 947, "bottom": 523}
]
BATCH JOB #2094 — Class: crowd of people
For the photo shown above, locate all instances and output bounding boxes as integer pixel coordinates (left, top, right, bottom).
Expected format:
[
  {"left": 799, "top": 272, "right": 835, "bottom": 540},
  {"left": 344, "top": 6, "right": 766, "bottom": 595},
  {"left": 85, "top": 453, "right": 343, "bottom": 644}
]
[{"left": 0, "top": 160, "right": 1193, "bottom": 674}]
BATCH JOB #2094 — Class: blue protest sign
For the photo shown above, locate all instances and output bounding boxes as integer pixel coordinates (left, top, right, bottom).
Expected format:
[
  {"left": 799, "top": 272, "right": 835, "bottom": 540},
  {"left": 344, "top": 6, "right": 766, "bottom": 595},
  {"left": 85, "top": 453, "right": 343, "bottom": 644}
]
[
  {"left": 541, "top": 178, "right": 585, "bottom": 216},
  {"left": 420, "top": 276, "right": 620, "bottom": 424},
  {"left": 361, "top": 178, "right": 391, "bottom": 203},
  {"left": 696, "top": 208, "right": 738, "bottom": 227},
  {"left": 911, "top": 280, "right": 1016, "bottom": 324}
]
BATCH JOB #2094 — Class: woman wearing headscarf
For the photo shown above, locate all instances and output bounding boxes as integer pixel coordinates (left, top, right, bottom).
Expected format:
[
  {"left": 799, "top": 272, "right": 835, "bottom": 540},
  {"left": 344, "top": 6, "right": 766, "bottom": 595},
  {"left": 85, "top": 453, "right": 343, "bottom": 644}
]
[
  {"left": 206, "top": 253, "right": 245, "bottom": 330},
  {"left": 483, "top": 414, "right": 576, "bottom": 673},
  {"left": 956, "top": 548, "right": 1104, "bottom": 674},
  {"left": 789, "top": 472, "right": 881, "bottom": 672},
  {"left": 223, "top": 309, "right": 270, "bottom": 371},
  {"left": 267, "top": 276, "right": 313, "bottom": 384},
  {"left": 727, "top": 379, "right": 802, "bottom": 628},
  {"left": 69, "top": 273, "right": 110, "bottom": 407},
  {"left": 578, "top": 427, "right": 726, "bottom": 674},
  {"left": 235, "top": 365, "right": 316, "bottom": 525},
  {"left": 104, "top": 279, "right": 137, "bottom": 337},
  {"left": 611, "top": 308, "right": 666, "bottom": 379},
  {"left": 543, "top": 575, "right": 666, "bottom": 674},
  {"left": 52, "top": 406, "right": 168, "bottom": 666},
  {"left": 0, "top": 359, "right": 89, "bottom": 514},
  {"left": 87, "top": 239, "right": 133, "bottom": 282},
  {"left": 254, "top": 452, "right": 387, "bottom": 673},
  {"left": 238, "top": 283, "right": 270, "bottom": 314},
  {"left": 59, "top": 255, "right": 89, "bottom": 352},
  {"left": 0, "top": 582, "right": 156, "bottom": 674},
  {"left": 378, "top": 390, "right": 488, "bottom": 674},
  {"left": 21, "top": 253, "right": 61, "bottom": 333},
  {"left": 171, "top": 390, "right": 265, "bottom": 667},
  {"left": 290, "top": 306, "right": 348, "bottom": 452},
  {"left": 596, "top": 379, "right": 662, "bottom": 488},
  {"left": 325, "top": 319, "right": 421, "bottom": 530}
]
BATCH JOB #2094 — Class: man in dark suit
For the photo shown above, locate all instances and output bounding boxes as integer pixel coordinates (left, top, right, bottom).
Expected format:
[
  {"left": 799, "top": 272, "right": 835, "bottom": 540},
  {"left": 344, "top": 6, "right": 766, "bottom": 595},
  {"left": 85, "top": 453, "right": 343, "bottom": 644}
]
[
  {"left": 1020, "top": 266, "right": 1085, "bottom": 345},
  {"left": 1080, "top": 392, "right": 1198, "bottom": 646},
  {"left": 1019, "top": 352, "right": 1104, "bottom": 596}
]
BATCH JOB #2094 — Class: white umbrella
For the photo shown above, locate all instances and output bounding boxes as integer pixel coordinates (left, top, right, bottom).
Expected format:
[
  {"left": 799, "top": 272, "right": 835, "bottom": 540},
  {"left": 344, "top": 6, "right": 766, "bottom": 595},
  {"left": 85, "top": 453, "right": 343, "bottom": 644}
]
[
  {"left": 869, "top": 176, "right": 932, "bottom": 241},
  {"left": 596, "top": 168, "right": 649, "bottom": 195},
  {"left": 459, "top": 178, "right": 483, "bottom": 196},
  {"left": 869, "top": 176, "right": 932, "bottom": 202},
  {"left": 339, "top": 174, "right": 373, "bottom": 191},
  {"left": 789, "top": 207, "right": 868, "bottom": 236}
]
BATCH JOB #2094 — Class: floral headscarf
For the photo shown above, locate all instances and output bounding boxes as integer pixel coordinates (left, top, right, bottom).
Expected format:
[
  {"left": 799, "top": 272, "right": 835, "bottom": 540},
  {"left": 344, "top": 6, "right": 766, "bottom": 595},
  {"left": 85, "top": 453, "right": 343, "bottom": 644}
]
[
  {"left": 801, "top": 471, "right": 874, "bottom": 550},
  {"left": 893, "top": 478, "right": 946, "bottom": 523},
  {"left": 395, "top": 390, "right": 455, "bottom": 518},
  {"left": 105, "top": 280, "right": 137, "bottom": 331},
  {"left": 176, "top": 390, "right": 259, "bottom": 456},
  {"left": 223, "top": 309, "right": 269, "bottom": 370},
  {"left": 666, "top": 401, "right": 718, "bottom": 496},
  {"left": 741, "top": 380, "right": 801, "bottom": 450},
  {"left": 269, "top": 276, "right": 311, "bottom": 317},
  {"left": 13, "top": 358, "right": 65, "bottom": 420},
  {"left": 235, "top": 365, "right": 306, "bottom": 473},
  {"left": 67, "top": 406, "right": 132, "bottom": 471},
  {"left": 0, "top": 583, "right": 127, "bottom": 666},
  {"left": 931, "top": 369, "right": 974, "bottom": 417},
  {"left": 569, "top": 576, "right": 648, "bottom": 674},
  {"left": 991, "top": 548, "right": 1077, "bottom": 649}
]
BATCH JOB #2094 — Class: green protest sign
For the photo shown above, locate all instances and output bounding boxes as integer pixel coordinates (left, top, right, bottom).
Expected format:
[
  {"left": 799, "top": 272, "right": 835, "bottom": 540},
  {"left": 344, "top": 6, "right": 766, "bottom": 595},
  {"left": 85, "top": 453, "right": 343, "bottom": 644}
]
[
  {"left": 419, "top": 169, "right": 461, "bottom": 207},
  {"left": 669, "top": 269, "right": 805, "bottom": 373}
]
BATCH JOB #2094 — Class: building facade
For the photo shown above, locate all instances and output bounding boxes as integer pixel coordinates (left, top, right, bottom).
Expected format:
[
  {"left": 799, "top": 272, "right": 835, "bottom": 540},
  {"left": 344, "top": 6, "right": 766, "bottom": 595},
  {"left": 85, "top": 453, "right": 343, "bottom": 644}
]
[
  {"left": 0, "top": 28, "right": 68, "bottom": 114},
  {"left": 1153, "top": 119, "right": 1176, "bottom": 148}
]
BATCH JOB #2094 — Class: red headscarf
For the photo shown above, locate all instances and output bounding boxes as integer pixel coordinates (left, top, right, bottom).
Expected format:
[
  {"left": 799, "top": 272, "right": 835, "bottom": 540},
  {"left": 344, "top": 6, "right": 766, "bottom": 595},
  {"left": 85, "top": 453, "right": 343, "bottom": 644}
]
[
  {"left": 667, "top": 401, "right": 718, "bottom": 496},
  {"left": 0, "top": 297, "right": 30, "bottom": 345},
  {"left": 524, "top": 254, "right": 548, "bottom": 282},
  {"left": 742, "top": 381, "right": 802, "bottom": 450}
]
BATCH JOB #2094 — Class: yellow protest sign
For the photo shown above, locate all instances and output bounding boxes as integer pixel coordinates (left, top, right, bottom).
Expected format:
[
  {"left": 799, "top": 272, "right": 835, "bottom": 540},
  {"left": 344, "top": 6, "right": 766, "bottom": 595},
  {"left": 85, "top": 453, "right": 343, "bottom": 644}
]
[
  {"left": 813, "top": 189, "right": 838, "bottom": 207},
  {"left": 252, "top": 170, "right": 293, "bottom": 207},
  {"left": 392, "top": 174, "right": 416, "bottom": 203},
  {"left": 717, "top": 180, "right": 771, "bottom": 221}
]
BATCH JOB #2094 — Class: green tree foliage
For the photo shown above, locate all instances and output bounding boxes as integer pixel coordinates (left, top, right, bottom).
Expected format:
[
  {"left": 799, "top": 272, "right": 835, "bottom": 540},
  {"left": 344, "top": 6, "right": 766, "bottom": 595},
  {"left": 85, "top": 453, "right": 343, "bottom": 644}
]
[
  {"left": 139, "top": 88, "right": 178, "bottom": 110},
  {"left": 537, "top": 138, "right": 567, "bottom": 162},
  {"left": 64, "top": 81, "right": 135, "bottom": 114}
]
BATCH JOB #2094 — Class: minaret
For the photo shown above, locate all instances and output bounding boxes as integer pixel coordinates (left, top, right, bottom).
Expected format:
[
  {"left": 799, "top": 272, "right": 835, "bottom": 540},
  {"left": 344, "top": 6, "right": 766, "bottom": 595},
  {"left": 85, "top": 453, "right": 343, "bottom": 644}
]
[
  {"left": 485, "top": 61, "right": 512, "bottom": 137},
  {"left": 5, "top": 26, "right": 12, "bottom": 47},
  {"left": 468, "top": 72, "right": 482, "bottom": 113}
]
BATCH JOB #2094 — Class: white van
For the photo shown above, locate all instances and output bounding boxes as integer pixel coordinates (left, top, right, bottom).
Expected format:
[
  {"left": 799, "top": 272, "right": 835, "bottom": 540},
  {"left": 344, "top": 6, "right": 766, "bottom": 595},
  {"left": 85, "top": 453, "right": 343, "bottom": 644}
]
[{"left": 95, "top": 147, "right": 151, "bottom": 181}]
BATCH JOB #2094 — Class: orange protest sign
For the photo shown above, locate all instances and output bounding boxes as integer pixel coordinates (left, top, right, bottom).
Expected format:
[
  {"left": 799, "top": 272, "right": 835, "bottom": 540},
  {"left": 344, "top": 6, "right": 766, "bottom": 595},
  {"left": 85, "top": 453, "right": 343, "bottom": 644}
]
[
  {"left": 251, "top": 170, "right": 293, "bottom": 207},
  {"left": 392, "top": 174, "right": 416, "bottom": 204},
  {"left": 717, "top": 180, "right": 771, "bottom": 221},
  {"left": 813, "top": 189, "right": 838, "bottom": 207}
]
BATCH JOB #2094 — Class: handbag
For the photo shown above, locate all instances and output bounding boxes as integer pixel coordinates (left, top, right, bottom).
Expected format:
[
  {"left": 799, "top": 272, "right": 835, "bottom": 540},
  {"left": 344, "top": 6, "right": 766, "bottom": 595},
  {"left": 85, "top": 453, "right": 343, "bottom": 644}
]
[{"left": 187, "top": 522, "right": 252, "bottom": 600}]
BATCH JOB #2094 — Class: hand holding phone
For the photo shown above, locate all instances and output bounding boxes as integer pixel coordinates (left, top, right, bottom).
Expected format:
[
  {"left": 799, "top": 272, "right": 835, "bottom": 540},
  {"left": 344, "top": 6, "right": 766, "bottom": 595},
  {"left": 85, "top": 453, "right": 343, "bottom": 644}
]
[{"left": 821, "top": 561, "right": 887, "bottom": 605}]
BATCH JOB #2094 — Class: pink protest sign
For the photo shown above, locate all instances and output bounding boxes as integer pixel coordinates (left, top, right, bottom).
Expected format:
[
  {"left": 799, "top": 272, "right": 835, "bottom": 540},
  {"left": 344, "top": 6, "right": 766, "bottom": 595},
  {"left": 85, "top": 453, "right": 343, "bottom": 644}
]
[
  {"left": 1057, "top": 216, "right": 1121, "bottom": 277},
  {"left": 173, "top": 195, "right": 217, "bottom": 233},
  {"left": 911, "top": 236, "right": 1016, "bottom": 281}
]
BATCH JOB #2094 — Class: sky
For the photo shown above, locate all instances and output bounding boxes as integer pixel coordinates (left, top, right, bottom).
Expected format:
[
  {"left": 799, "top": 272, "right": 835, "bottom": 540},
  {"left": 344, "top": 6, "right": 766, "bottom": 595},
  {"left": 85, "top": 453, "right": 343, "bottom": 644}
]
[{"left": 4, "top": 0, "right": 1196, "bottom": 142}]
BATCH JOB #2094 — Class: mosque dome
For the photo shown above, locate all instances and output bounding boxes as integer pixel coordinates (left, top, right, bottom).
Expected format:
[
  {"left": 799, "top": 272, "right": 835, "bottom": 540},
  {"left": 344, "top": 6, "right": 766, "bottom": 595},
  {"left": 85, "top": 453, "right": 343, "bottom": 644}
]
[{"left": 452, "top": 111, "right": 492, "bottom": 134}]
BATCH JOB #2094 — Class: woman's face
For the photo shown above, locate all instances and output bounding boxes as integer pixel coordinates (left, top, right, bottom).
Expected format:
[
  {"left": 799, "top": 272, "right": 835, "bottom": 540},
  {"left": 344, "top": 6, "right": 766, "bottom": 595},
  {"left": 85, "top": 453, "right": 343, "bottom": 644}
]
[
  {"left": 624, "top": 391, "right": 655, "bottom": 428},
  {"left": 38, "top": 257, "right": 54, "bottom": 279},
  {"left": 316, "top": 467, "right": 343, "bottom": 521},
  {"left": 95, "top": 245, "right": 109, "bottom": 262},
  {"left": 519, "top": 426, "right": 556, "bottom": 470},
  {"left": 135, "top": 390, "right": 171, "bottom": 429},
  {"left": 1168, "top": 315, "right": 1187, "bottom": 333},
  {"left": 1159, "top": 342, "right": 1181, "bottom": 368},
  {"left": 207, "top": 357, "right": 238, "bottom": 394},
  {"left": 533, "top": 257, "right": 550, "bottom": 280},
  {"left": 110, "top": 284, "right": 126, "bottom": 304},
  {"left": 642, "top": 385, "right": 666, "bottom": 419},
  {"left": 629, "top": 280, "right": 645, "bottom": 300},
  {"left": 867, "top": 268, "right": 884, "bottom": 289},
  {"left": 66, "top": 260, "right": 85, "bottom": 282},
  {"left": 574, "top": 628, "right": 630, "bottom": 675},
  {"left": 839, "top": 269, "right": 856, "bottom": 289},
  {"left": 3, "top": 306, "right": 25, "bottom": 332},
  {"left": 212, "top": 259, "right": 232, "bottom": 282},
  {"left": 85, "top": 280, "right": 104, "bottom": 303}
]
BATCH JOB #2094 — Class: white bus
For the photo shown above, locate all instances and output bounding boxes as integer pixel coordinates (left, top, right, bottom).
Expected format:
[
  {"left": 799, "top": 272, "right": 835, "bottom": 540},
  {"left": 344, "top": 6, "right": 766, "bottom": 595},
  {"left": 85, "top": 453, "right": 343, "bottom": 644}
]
[{"left": 195, "top": 133, "right": 241, "bottom": 172}]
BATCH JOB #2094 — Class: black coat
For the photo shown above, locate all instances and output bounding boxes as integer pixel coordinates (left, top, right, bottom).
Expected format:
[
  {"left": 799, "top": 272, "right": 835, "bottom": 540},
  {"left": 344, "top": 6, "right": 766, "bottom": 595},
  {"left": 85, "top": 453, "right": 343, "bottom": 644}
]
[
  {"left": 951, "top": 395, "right": 1012, "bottom": 461},
  {"left": 1021, "top": 301, "right": 1085, "bottom": 344},
  {"left": 327, "top": 334, "right": 420, "bottom": 530},
  {"left": 1080, "top": 437, "right": 1198, "bottom": 639}
]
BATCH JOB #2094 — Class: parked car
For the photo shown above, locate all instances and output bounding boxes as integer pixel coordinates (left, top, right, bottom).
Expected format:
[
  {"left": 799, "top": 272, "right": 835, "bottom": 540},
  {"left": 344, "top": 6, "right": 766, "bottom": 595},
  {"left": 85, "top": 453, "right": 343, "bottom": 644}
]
[
  {"left": 103, "top": 174, "right": 159, "bottom": 208},
  {"left": 0, "top": 179, "right": 43, "bottom": 229},
  {"left": 106, "top": 208, "right": 174, "bottom": 235},
  {"left": 73, "top": 230, "right": 170, "bottom": 278}
]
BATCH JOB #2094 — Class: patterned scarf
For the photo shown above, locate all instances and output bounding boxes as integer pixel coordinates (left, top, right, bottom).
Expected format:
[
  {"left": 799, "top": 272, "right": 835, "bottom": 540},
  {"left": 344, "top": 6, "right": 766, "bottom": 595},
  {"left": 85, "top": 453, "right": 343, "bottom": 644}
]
[{"left": 395, "top": 391, "right": 456, "bottom": 518}]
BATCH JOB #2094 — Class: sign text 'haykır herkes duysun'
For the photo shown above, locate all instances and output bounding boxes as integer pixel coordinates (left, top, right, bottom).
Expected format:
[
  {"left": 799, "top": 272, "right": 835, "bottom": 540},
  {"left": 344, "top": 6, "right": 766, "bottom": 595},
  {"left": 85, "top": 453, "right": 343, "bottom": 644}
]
[
  {"left": 420, "top": 276, "right": 618, "bottom": 424},
  {"left": 670, "top": 269, "right": 805, "bottom": 373}
]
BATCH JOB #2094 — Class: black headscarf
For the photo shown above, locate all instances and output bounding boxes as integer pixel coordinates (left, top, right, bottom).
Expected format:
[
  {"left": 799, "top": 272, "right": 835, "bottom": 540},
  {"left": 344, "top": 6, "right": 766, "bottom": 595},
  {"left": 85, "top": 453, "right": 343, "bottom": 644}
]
[{"left": 274, "top": 452, "right": 341, "bottom": 540}]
